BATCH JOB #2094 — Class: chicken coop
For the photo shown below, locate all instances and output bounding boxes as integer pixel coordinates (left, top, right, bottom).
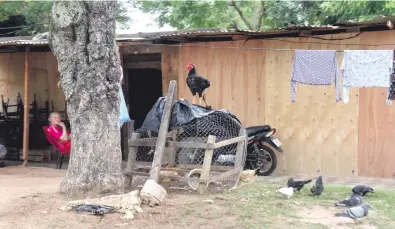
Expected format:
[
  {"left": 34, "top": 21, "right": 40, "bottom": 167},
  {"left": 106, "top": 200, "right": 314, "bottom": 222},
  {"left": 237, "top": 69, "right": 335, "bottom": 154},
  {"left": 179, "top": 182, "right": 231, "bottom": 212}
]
[{"left": 124, "top": 81, "right": 247, "bottom": 194}]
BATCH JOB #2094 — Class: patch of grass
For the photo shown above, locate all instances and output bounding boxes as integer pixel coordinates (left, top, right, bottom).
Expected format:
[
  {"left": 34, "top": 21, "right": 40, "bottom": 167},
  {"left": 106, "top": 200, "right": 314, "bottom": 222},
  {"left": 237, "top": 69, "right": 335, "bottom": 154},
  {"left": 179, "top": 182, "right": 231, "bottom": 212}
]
[{"left": 214, "top": 181, "right": 395, "bottom": 229}]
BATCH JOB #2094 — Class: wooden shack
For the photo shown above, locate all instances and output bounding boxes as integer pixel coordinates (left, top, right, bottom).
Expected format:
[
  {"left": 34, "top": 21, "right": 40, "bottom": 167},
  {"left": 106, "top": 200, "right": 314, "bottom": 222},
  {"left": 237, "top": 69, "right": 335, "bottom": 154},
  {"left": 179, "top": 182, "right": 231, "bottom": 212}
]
[{"left": 0, "top": 18, "right": 394, "bottom": 178}]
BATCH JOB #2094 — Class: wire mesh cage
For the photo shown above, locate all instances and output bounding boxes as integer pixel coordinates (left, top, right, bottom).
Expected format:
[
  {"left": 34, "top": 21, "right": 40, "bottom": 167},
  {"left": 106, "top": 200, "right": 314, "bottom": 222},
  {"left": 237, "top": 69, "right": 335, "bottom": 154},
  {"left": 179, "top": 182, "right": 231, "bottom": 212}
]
[{"left": 126, "top": 97, "right": 247, "bottom": 194}]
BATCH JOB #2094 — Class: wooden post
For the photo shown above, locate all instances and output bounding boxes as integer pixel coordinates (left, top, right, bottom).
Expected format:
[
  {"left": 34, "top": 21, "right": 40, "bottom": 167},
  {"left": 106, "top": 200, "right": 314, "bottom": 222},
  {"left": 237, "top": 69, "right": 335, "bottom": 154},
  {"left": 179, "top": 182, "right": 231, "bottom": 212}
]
[
  {"left": 126, "top": 132, "right": 139, "bottom": 188},
  {"left": 22, "top": 47, "right": 30, "bottom": 167},
  {"left": 149, "top": 80, "right": 177, "bottom": 182},
  {"left": 234, "top": 128, "right": 246, "bottom": 185},
  {"left": 235, "top": 128, "right": 246, "bottom": 170},
  {"left": 198, "top": 135, "right": 216, "bottom": 194}
]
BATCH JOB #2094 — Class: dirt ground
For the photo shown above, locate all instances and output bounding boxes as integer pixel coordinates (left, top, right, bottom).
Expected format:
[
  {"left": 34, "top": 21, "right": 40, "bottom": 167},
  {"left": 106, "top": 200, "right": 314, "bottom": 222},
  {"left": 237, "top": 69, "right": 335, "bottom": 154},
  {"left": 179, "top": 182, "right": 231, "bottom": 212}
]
[{"left": 0, "top": 166, "right": 394, "bottom": 229}]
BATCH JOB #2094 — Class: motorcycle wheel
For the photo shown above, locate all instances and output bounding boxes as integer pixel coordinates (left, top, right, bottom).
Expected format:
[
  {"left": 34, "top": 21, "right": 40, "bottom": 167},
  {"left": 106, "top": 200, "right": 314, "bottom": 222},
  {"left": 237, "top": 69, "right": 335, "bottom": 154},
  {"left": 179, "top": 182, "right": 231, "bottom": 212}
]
[{"left": 248, "top": 144, "right": 277, "bottom": 176}]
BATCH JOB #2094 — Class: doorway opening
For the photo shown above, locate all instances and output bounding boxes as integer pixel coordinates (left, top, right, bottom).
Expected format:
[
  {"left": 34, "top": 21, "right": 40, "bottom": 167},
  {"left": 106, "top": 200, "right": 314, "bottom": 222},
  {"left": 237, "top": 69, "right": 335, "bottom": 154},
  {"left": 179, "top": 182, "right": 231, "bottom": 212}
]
[{"left": 128, "top": 68, "right": 163, "bottom": 130}]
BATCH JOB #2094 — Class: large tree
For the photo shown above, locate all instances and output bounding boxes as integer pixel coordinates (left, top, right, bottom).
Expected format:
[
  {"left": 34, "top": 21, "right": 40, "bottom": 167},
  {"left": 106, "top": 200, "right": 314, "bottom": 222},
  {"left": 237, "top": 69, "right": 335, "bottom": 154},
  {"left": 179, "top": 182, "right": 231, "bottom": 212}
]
[
  {"left": 49, "top": 1, "right": 124, "bottom": 199},
  {"left": 137, "top": 0, "right": 395, "bottom": 31}
]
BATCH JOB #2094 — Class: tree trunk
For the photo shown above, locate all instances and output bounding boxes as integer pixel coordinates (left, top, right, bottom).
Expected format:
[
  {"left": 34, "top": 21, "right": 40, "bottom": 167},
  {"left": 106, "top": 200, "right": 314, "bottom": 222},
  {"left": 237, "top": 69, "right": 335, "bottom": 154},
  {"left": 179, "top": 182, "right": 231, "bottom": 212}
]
[{"left": 49, "top": 1, "right": 124, "bottom": 199}]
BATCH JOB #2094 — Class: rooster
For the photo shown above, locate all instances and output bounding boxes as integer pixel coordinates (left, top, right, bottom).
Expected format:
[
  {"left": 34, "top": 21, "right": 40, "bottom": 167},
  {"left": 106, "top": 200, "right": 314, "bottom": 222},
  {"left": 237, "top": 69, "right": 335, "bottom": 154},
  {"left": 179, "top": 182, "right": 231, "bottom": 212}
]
[{"left": 186, "top": 61, "right": 210, "bottom": 107}]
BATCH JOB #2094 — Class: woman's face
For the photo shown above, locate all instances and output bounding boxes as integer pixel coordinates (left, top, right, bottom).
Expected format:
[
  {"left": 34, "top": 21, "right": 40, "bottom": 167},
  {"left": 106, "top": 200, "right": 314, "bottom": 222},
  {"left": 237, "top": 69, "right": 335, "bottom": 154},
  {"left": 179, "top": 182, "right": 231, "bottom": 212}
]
[{"left": 49, "top": 114, "right": 61, "bottom": 125}]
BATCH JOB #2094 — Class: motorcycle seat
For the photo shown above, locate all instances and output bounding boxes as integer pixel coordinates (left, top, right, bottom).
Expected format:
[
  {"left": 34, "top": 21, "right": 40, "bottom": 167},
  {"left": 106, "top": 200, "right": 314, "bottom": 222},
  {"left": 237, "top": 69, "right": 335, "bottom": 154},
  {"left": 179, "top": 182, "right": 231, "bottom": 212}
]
[{"left": 246, "top": 125, "right": 272, "bottom": 136}]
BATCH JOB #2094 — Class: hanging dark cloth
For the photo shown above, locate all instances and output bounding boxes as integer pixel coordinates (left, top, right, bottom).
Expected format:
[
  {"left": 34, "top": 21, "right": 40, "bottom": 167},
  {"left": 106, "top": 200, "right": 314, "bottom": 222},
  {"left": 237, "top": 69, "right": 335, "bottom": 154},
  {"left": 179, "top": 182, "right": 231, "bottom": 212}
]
[{"left": 388, "top": 51, "right": 395, "bottom": 100}]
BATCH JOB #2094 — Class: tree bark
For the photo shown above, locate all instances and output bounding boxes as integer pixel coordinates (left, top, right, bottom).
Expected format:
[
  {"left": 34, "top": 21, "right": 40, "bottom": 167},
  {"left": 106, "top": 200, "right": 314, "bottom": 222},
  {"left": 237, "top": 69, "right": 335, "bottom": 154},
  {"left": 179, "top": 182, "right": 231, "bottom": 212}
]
[
  {"left": 230, "top": 0, "right": 265, "bottom": 31},
  {"left": 49, "top": 1, "right": 124, "bottom": 199}
]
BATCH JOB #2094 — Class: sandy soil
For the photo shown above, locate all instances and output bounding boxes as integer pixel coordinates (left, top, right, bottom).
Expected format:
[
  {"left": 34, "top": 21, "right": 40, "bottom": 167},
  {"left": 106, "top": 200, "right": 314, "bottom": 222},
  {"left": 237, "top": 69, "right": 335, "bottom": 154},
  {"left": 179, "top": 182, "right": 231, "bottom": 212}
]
[
  {"left": 0, "top": 166, "right": 384, "bottom": 229},
  {"left": 0, "top": 166, "right": 240, "bottom": 229}
]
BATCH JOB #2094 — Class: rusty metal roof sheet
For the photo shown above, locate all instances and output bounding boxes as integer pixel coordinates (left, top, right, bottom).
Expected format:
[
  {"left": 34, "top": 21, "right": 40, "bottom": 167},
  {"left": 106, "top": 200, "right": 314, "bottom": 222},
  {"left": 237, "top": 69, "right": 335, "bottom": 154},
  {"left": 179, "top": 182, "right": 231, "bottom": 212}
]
[{"left": 0, "top": 15, "right": 393, "bottom": 47}]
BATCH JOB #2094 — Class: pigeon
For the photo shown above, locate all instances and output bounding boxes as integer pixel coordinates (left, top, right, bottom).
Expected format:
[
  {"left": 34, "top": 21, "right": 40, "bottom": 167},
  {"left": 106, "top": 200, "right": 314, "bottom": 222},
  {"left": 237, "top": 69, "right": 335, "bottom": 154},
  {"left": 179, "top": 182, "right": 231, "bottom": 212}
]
[
  {"left": 276, "top": 187, "right": 294, "bottom": 199},
  {"left": 310, "top": 176, "right": 324, "bottom": 196},
  {"left": 352, "top": 185, "right": 374, "bottom": 196},
  {"left": 335, "top": 204, "right": 372, "bottom": 221},
  {"left": 335, "top": 194, "right": 363, "bottom": 207},
  {"left": 287, "top": 178, "right": 312, "bottom": 191},
  {"left": 71, "top": 204, "right": 116, "bottom": 215}
]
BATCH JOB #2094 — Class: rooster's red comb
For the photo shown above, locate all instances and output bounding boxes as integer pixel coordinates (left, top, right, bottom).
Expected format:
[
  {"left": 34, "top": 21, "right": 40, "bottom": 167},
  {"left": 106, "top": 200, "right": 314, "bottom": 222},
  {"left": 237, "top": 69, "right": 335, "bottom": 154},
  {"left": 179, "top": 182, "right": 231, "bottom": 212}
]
[{"left": 187, "top": 61, "right": 193, "bottom": 65}]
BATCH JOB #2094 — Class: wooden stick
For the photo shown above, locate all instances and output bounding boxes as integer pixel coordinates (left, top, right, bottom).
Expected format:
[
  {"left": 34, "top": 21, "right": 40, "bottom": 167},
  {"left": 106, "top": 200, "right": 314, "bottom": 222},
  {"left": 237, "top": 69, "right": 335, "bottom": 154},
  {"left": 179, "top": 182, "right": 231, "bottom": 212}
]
[
  {"left": 22, "top": 47, "right": 30, "bottom": 167},
  {"left": 149, "top": 80, "right": 177, "bottom": 182},
  {"left": 125, "top": 132, "right": 140, "bottom": 188},
  {"left": 209, "top": 167, "right": 242, "bottom": 183},
  {"left": 213, "top": 136, "right": 245, "bottom": 149},
  {"left": 130, "top": 136, "right": 244, "bottom": 149},
  {"left": 234, "top": 128, "right": 246, "bottom": 184},
  {"left": 197, "top": 135, "right": 216, "bottom": 194}
]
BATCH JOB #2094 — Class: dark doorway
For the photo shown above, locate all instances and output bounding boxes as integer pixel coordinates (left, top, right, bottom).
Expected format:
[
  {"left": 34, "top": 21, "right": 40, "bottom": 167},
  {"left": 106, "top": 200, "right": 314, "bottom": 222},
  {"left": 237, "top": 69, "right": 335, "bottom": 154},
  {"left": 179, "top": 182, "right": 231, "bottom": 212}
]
[{"left": 128, "top": 69, "right": 163, "bottom": 130}]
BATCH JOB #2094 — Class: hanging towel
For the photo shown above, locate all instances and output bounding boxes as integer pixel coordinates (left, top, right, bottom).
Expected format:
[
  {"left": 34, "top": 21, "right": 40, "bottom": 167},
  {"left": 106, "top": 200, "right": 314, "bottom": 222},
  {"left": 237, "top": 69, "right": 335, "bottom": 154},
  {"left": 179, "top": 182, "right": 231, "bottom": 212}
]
[
  {"left": 290, "top": 50, "right": 340, "bottom": 102},
  {"left": 341, "top": 50, "right": 393, "bottom": 104},
  {"left": 119, "top": 66, "right": 131, "bottom": 127},
  {"left": 120, "top": 87, "right": 131, "bottom": 127},
  {"left": 388, "top": 51, "right": 395, "bottom": 100}
]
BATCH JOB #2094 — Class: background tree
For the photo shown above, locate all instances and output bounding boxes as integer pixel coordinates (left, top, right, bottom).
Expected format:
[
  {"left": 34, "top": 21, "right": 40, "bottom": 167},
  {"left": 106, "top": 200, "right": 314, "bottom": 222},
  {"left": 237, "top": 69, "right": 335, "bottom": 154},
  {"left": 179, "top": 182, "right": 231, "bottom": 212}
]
[
  {"left": 0, "top": 1, "right": 130, "bottom": 37},
  {"left": 137, "top": 0, "right": 395, "bottom": 31},
  {"left": 49, "top": 1, "right": 124, "bottom": 198}
]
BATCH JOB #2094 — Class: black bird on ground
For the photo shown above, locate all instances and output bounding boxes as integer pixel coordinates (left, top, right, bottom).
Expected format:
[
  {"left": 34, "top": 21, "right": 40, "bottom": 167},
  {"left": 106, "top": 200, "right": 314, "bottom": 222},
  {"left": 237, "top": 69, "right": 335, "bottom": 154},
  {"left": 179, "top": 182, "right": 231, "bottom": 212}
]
[
  {"left": 335, "top": 193, "right": 363, "bottom": 207},
  {"left": 310, "top": 176, "right": 324, "bottom": 196},
  {"left": 287, "top": 178, "right": 312, "bottom": 191},
  {"left": 352, "top": 185, "right": 374, "bottom": 196}
]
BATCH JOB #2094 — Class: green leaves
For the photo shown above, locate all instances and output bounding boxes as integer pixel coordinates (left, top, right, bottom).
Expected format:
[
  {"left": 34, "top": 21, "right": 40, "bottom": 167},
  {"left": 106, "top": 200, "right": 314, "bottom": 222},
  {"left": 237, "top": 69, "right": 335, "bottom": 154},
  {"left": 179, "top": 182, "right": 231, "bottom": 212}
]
[
  {"left": 0, "top": 1, "right": 131, "bottom": 36},
  {"left": 137, "top": 0, "right": 395, "bottom": 31}
]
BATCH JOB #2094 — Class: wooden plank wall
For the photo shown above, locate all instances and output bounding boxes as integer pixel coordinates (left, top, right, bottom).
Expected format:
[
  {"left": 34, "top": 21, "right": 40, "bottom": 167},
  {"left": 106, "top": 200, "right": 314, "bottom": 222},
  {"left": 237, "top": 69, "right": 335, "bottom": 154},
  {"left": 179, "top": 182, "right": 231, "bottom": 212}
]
[
  {"left": 0, "top": 52, "right": 64, "bottom": 112},
  {"left": 357, "top": 31, "right": 395, "bottom": 178},
  {"left": 161, "top": 46, "right": 180, "bottom": 96},
  {"left": 165, "top": 30, "right": 395, "bottom": 178}
]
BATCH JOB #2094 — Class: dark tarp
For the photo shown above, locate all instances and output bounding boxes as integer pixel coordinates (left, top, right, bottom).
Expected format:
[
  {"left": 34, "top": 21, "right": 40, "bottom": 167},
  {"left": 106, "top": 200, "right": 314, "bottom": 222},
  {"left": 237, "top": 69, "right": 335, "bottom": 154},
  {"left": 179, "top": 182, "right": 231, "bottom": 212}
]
[{"left": 137, "top": 97, "right": 242, "bottom": 133}]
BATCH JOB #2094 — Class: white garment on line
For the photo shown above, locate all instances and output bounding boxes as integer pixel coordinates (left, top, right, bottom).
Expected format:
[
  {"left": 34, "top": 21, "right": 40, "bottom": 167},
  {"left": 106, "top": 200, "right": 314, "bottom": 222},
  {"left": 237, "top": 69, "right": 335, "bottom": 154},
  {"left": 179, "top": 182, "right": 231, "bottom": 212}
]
[{"left": 341, "top": 50, "right": 394, "bottom": 104}]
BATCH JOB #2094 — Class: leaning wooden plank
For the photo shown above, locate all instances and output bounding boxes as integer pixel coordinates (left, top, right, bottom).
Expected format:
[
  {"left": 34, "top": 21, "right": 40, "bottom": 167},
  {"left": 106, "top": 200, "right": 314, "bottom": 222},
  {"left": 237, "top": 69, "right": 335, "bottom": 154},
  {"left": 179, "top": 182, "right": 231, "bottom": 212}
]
[
  {"left": 125, "top": 132, "right": 140, "bottom": 188},
  {"left": 197, "top": 135, "right": 216, "bottom": 194},
  {"left": 150, "top": 80, "right": 177, "bottom": 182},
  {"left": 234, "top": 128, "right": 247, "bottom": 185},
  {"left": 209, "top": 167, "right": 242, "bottom": 183},
  {"left": 213, "top": 136, "right": 245, "bottom": 149}
]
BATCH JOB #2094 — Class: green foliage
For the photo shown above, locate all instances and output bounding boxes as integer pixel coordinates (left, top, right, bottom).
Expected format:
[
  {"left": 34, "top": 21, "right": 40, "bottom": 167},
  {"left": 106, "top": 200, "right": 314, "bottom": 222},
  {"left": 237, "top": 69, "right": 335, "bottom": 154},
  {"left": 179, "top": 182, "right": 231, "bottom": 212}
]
[
  {"left": 0, "top": 1, "right": 131, "bottom": 36},
  {"left": 137, "top": 0, "right": 395, "bottom": 31},
  {"left": 321, "top": 0, "right": 395, "bottom": 24},
  {"left": 138, "top": 1, "right": 236, "bottom": 30}
]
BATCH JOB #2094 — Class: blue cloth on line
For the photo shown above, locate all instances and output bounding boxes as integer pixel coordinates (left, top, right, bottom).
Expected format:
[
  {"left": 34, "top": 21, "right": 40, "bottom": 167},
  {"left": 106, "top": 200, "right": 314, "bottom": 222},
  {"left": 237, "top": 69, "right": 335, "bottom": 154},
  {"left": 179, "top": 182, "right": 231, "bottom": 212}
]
[
  {"left": 120, "top": 87, "right": 131, "bottom": 127},
  {"left": 290, "top": 50, "right": 340, "bottom": 102}
]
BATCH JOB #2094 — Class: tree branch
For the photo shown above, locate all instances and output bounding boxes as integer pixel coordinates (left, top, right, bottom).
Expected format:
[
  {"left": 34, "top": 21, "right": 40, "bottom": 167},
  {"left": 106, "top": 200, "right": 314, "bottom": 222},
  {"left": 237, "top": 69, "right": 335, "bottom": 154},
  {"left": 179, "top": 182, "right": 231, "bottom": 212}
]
[
  {"left": 252, "top": 1, "right": 265, "bottom": 31},
  {"left": 229, "top": 0, "right": 254, "bottom": 30}
]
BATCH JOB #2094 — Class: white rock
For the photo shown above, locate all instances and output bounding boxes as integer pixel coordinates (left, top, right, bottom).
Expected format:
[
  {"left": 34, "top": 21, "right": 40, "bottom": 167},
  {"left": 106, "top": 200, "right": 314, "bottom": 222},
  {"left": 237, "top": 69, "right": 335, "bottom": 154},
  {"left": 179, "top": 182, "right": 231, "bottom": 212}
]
[{"left": 140, "top": 179, "right": 167, "bottom": 207}]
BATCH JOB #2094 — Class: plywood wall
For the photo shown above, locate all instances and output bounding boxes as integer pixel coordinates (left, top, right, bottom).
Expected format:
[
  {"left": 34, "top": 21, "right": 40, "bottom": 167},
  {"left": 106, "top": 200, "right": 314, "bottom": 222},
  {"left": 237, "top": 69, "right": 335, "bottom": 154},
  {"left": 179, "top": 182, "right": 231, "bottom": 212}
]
[
  {"left": 357, "top": 31, "right": 395, "bottom": 178},
  {"left": 164, "top": 30, "right": 395, "bottom": 178},
  {"left": 0, "top": 52, "right": 65, "bottom": 112},
  {"left": 161, "top": 46, "right": 180, "bottom": 96}
]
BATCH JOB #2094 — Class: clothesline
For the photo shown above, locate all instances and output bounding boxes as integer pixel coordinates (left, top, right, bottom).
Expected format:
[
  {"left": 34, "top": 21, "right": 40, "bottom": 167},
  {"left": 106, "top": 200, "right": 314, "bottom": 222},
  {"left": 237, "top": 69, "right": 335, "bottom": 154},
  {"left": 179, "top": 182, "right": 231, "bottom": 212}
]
[
  {"left": 147, "top": 43, "right": 347, "bottom": 52},
  {"left": 139, "top": 38, "right": 395, "bottom": 52}
]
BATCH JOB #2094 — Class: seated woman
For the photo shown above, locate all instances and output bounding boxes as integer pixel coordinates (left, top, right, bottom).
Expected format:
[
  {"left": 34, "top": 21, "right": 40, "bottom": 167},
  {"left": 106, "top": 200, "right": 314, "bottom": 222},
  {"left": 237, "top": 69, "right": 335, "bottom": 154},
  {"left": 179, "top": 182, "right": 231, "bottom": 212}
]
[{"left": 46, "top": 112, "right": 71, "bottom": 154}]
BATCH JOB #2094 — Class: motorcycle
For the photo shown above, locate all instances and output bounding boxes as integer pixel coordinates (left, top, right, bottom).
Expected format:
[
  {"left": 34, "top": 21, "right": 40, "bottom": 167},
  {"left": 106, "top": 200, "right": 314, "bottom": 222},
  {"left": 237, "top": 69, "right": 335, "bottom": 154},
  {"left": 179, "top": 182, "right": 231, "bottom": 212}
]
[
  {"left": 245, "top": 125, "right": 283, "bottom": 176},
  {"left": 175, "top": 125, "right": 283, "bottom": 176}
]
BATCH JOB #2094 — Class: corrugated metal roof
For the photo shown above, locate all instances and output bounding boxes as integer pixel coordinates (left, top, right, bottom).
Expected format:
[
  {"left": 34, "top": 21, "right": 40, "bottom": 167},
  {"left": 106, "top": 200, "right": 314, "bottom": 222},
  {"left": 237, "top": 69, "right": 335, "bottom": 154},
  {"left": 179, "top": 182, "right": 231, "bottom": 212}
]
[
  {"left": 0, "top": 15, "right": 393, "bottom": 47},
  {"left": 0, "top": 36, "right": 153, "bottom": 46},
  {"left": 0, "top": 40, "right": 48, "bottom": 46}
]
